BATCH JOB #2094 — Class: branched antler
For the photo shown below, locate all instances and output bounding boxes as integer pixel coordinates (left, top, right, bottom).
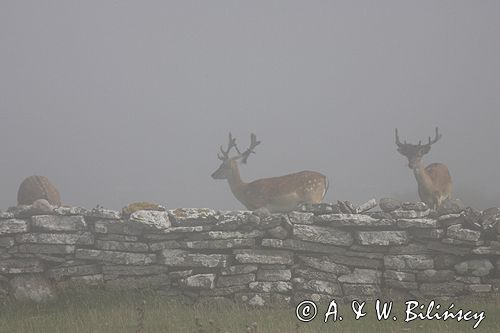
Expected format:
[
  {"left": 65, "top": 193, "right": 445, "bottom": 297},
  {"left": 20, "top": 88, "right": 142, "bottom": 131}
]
[
  {"left": 240, "top": 133, "right": 261, "bottom": 164},
  {"left": 218, "top": 132, "right": 240, "bottom": 160},
  {"left": 395, "top": 127, "right": 442, "bottom": 148}
]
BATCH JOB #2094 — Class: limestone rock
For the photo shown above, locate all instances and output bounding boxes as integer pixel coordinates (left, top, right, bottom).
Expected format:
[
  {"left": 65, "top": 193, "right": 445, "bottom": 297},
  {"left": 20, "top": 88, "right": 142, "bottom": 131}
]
[
  {"left": 384, "top": 255, "right": 434, "bottom": 271},
  {"left": 234, "top": 249, "right": 293, "bottom": 265},
  {"left": 31, "top": 215, "right": 87, "bottom": 232},
  {"left": 168, "top": 208, "right": 219, "bottom": 226},
  {"left": 338, "top": 269, "right": 381, "bottom": 284},
  {"left": 355, "top": 231, "right": 408, "bottom": 246},
  {"left": 217, "top": 273, "right": 256, "bottom": 287},
  {"left": 292, "top": 224, "right": 353, "bottom": 246},
  {"left": 0, "top": 219, "right": 28, "bottom": 235},
  {"left": 180, "top": 273, "right": 215, "bottom": 289},
  {"left": 75, "top": 249, "right": 156, "bottom": 265},
  {"left": 160, "top": 249, "right": 228, "bottom": 268},
  {"left": 9, "top": 274, "right": 55, "bottom": 302},
  {"left": 420, "top": 282, "right": 465, "bottom": 296},
  {"left": 298, "top": 256, "right": 351, "bottom": 275},
  {"left": 454, "top": 259, "right": 494, "bottom": 277},
  {"left": 379, "top": 198, "right": 402, "bottom": 212},
  {"left": 447, "top": 224, "right": 481, "bottom": 242},
  {"left": 256, "top": 269, "right": 291, "bottom": 281},
  {"left": 129, "top": 210, "right": 171, "bottom": 230}
]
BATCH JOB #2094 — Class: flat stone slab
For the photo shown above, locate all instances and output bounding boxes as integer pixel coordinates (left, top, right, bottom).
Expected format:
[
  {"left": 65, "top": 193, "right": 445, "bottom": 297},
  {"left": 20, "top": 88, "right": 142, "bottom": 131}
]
[
  {"left": 261, "top": 238, "right": 346, "bottom": 255},
  {"left": 384, "top": 255, "right": 434, "bottom": 271},
  {"left": 94, "top": 220, "right": 143, "bottom": 235},
  {"left": 217, "top": 273, "right": 256, "bottom": 287},
  {"left": 447, "top": 224, "right": 481, "bottom": 242},
  {"left": 129, "top": 210, "right": 171, "bottom": 230},
  {"left": 148, "top": 240, "right": 182, "bottom": 251},
  {"left": 256, "top": 269, "right": 291, "bottom": 282},
  {"left": 160, "top": 249, "right": 229, "bottom": 268},
  {"left": 313, "top": 214, "right": 390, "bottom": 227},
  {"left": 383, "top": 270, "right": 415, "bottom": 282},
  {"left": 292, "top": 224, "right": 353, "bottom": 246},
  {"left": 397, "top": 218, "right": 437, "bottom": 228},
  {"left": 420, "top": 282, "right": 465, "bottom": 296},
  {"left": 31, "top": 215, "right": 87, "bottom": 232},
  {"left": 355, "top": 231, "right": 408, "bottom": 246},
  {"left": 293, "top": 278, "right": 342, "bottom": 295},
  {"left": 16, "top": 232, "right": 94, "bottom": 245},
  {"left": 298, "top": 256, "right": 351, "bottom": 275},
  {"left": 410, "top": 228, "right": 444, "bottom": 239},
  {"left": 48, "top": 264, "right": 101, "bottom": 280},
  {"left": 0, "top": 259, "right": 44, "bottom": 274},
  {"left": 293, "top": 267, "right": 338, "bottom": 282},
  {"left": 249, "top": 281, "right": 292, "bottom": 293},
  {"left": 180, "top": 273, "right": 215, "bottom": 289},
  {"left": 390, "top": 209, "right": 430, "bottom": 219},
  {"left": 416, "top": 269, "right": 455, "bottom": 282},
  {"left": 18, "top": 244, "right": 75, "bottom": 255},
  {"left": 168, "top": 208, "right": 219, "bottom": 226},
  {"left": 287, "top": 212, "right": 314, "bottom": 225},
  {"left": 106, "top": 274, "right": 170, "bottom": 289},
  {"left": 426, "top": 241, "right": 471, "bottom": 256},
  {"left": 102, "top": 265, "right": 168, "bottom": 277},
  {"left": 338, "top": 268, "right": 381, "bottom": 284},
  {"left": 85, "top": 208, "right": 121, "bottom": 220},
  {"left": 95, "top": 240, "right": 149, "bottom": 252},
  {"left": 220, "top": 265, "right": 258, "bottom": 276},
  {"left": 75, "top": 249, "right": 156, "bottom": 265},
  {"left": 182, "top": 239, "right": 255, "bottom": 250},
  {"left": 186, "top": 230, "right": 264, "bottom": 240},
  {"left": 343, "top": 284, "right": 381, "bottom": 297},
  {"left": 472, "top": 241, "right": 500, "bottom": 255},
  {"left": 234, "top": 249, "right": 293, "bottom": 265},
  {"left": 0, "top": 219, "right": 28, "bottom": 235}
]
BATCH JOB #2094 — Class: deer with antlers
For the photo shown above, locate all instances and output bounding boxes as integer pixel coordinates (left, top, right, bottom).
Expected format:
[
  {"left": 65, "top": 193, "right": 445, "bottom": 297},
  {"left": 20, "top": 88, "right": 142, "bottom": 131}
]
[
  {"left": 395, "top": 127, "right": 452, "bottom": 210},
  {"left": 211, "top": 133, "right": 329, "bottom": 213}
]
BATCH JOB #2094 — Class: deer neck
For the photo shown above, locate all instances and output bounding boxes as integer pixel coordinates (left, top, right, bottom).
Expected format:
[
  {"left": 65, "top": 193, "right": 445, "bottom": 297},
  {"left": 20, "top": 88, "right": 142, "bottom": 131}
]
[
  {"left": 226, "top": 164, "right": 248, "bottom": 202},
  {"left": 413, "top": 159, "right": 432, "bottom": 191}
]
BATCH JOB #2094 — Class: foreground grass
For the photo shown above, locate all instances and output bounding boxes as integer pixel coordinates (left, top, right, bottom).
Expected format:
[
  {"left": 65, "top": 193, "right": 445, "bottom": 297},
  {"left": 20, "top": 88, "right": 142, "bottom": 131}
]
[{"left": 0, "top": 288, "right": 499, "bottom": 333}]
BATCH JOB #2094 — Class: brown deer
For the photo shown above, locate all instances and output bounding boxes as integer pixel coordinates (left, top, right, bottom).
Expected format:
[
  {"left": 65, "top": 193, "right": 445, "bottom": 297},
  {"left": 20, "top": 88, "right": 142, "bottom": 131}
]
[
  {"left": 211, "top": 133, "right": 329, "bottom": 213},
  {"left": 395, "top": 127, "right": 452, "bottom": 210},
  {"left": 17, "top": 175, "right": 61, "bottom": 206}
]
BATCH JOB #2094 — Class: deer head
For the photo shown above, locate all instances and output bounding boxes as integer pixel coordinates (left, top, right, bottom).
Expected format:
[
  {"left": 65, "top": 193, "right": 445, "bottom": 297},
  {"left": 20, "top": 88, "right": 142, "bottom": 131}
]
[
  {"left": 395, "top": 127, "right": 442, "bottom": 169},
  {"left": 211, "top": 133, "right": 261, "bottom": 179}
]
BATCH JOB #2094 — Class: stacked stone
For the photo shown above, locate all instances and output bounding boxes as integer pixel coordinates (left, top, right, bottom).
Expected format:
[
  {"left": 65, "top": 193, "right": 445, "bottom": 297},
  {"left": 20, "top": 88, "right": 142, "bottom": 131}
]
[{"left": 0, "top": 200, "right": 499, "bottom": 305}]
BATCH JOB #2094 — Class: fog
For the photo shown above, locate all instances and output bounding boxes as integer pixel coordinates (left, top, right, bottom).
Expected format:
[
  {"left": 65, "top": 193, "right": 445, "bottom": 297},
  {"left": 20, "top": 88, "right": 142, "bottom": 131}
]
[{"left": 1, "top": 1, "right": 499, "bottom": 211}]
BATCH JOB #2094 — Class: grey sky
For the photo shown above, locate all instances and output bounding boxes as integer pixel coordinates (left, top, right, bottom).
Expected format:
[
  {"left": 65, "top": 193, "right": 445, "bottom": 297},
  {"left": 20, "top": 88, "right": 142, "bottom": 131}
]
[{"left": 1, "top": 1, "right": 499, "bottom": 211}]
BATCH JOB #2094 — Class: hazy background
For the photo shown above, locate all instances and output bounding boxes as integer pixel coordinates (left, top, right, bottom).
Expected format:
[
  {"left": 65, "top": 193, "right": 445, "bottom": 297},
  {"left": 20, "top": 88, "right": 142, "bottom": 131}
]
[{"left": 1, "top": 1, "right": 499, "bottom": 211}]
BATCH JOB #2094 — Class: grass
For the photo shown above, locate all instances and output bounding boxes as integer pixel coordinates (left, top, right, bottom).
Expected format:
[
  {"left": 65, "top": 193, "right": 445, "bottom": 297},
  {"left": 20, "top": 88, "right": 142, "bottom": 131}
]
[{"left": 0, "top": 288, "right": 499, "bottom": 333}]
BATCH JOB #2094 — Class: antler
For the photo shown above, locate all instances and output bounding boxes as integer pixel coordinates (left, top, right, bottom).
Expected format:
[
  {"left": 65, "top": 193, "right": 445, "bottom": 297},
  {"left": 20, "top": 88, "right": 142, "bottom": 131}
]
[
  {"left": 395, "top": 128, "right": 403, "bottom": 147},
  {"left": 395, "top": 127, "right": 442, "bottom": 147},
  {"left": 218, "top": 132, "right": 240, "bottom": 160},
  {"left": 239, "top": 133, "right": 261, "bottom": 164},
  {"left": 426, "top": 127, "right": 442, "bottom": 146}
]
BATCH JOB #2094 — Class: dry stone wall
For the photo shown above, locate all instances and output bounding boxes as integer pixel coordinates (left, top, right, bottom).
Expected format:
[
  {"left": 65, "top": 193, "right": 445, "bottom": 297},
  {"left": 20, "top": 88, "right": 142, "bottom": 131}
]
[{"left": 1, "top": 200, "right": 499, "bottom": 305}]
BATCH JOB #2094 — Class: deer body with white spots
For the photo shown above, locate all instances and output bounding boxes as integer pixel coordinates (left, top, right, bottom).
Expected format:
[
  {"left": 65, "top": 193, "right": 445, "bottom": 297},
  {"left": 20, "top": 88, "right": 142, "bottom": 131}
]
[{"left": 212, "top": 133, "right": 329, "bottom": 213}]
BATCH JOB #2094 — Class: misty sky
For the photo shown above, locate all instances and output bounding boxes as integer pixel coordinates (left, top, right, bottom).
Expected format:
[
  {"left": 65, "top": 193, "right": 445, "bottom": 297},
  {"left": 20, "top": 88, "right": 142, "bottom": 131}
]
[{"left": 1, "top": 1, "right": 499, "bottom": 211}]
